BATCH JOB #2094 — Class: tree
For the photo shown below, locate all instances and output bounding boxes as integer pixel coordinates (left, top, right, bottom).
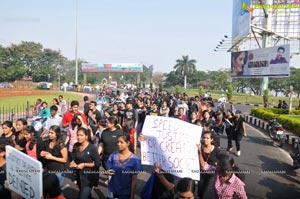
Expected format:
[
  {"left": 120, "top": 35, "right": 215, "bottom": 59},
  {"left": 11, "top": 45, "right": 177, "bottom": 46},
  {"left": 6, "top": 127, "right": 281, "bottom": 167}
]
[
  {"left": 6, "top": 41, "right": 43, "bottom": 75},
  {"left": 198, "top": 86, "right": 205, "bottom": 97},
  {"left": 164, "top": 71, "right": 183, "bottom": 88},
  {"left": 269, "top": 77, "right": 288, "bottom": 96},
  {"left": 263, "top": 89, "right": 270, "bottom": 107},
  {"left": 0, "top": 46, "right": 26, "bottom": 82},
  {"left": 173, "top": 55, "right": 196, "bottom": 89},
  {"left": 289, "top": 67, "right": 300, "bottom": 97},
  {"left": 152, "top": 71, "right": 164, "bottom": 86},
  {"left": 227, "top": 84, "right": 233, "bottom": 101}
]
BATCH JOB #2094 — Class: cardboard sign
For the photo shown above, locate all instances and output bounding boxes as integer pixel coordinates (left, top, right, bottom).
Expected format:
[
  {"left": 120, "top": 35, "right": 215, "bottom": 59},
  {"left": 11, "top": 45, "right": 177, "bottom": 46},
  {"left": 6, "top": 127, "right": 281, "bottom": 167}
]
[
  {"left": 6, "top": 145, "right": 43, "bottom": 199},
  {"left": 141, "top": 116, "right": 202, "bottom": 180}
]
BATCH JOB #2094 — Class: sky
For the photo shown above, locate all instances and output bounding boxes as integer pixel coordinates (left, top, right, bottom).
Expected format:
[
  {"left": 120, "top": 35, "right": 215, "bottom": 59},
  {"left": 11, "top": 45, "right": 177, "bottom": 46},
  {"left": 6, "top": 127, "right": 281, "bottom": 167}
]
[{"left": 0, "top": 0, "right": 299, "bottom": 73}]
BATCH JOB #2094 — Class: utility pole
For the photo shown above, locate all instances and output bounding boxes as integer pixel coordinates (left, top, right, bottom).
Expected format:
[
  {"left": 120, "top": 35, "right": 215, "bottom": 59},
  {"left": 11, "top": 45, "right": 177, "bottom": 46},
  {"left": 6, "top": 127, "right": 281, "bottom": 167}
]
[
  {"left": 57, "top": 49, "right": 61, "bottom": 91},
  {"left": 261, "top": 0, "right": 273, "bottom": 94},
  {"left": 75, "top": 0, "right": 78, "bottom": 85}
]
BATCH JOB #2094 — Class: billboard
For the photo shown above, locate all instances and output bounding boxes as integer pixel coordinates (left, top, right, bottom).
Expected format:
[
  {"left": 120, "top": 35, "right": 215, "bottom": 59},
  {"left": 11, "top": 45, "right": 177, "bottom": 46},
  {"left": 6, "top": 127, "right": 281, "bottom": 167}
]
[
  {"left": 81, "top": 63, "right": 143, "bottom": 73},
  {"left": 232, "top": 0, "right": 252, "bottom": 46},
  {"left": 252, "top": 0, "right": 300, "bottom": 39},
  {"left": 231, "top": 44, "right": 290, "bottom": 77}
]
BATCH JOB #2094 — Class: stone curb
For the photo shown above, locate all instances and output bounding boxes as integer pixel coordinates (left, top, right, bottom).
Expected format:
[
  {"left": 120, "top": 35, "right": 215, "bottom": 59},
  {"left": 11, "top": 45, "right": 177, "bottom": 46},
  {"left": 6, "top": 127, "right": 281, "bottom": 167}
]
[{"left": 244, "top": 114, "right": 300, "bottom": 149}]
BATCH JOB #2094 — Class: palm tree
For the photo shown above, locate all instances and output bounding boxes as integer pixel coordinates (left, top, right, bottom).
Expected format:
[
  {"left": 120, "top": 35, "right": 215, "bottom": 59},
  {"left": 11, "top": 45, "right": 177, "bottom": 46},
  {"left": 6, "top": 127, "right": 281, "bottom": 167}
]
[{"left": 173, "top": 55, "right": 197, "bottom": 89}]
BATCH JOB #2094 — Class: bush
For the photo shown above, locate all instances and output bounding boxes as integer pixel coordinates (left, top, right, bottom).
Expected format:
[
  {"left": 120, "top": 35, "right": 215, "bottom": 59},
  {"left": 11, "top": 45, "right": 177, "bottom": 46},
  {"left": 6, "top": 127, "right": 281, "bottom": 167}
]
[
  {"left": 251, "top": 107, "right": 300, "bottom": 136},
  {"left": 263, "top": 89, "right": 270, "bottom": 107},
  {"left": 198, "top": 86, "right": 204, "bottom": 97},
  {"left": 159, "top": 83, "right": 163, "bottom": 92},
  {"left": 175, "top": 85, "right": 182, "bottom": 94},
  {"left": 227, "top": 84, "right": 233, "bottom": 101}
]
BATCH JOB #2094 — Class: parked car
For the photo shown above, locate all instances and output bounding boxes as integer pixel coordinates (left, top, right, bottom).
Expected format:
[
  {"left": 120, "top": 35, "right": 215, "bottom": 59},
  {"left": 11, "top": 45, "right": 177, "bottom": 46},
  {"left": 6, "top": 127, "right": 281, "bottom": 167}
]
[{"left": 0, "top": 82, "right": 14, "bottom": 88}]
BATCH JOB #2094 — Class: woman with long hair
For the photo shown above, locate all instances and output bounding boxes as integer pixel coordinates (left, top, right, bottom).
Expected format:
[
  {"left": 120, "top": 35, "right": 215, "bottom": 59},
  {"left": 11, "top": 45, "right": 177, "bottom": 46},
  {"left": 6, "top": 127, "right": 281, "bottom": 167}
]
[
  {"left": 168, "top": 98, "right": 176, "bottom": 118},
  {"left": 65, "top": 114, "right": 87, "bottom": 158},
  {"left": 38, "top": 125, "right": 67, "bottom": 185},
  {"left": 70, "top": 127, "right": 100, "bottom": 199},
  {"left": 14, "top": 118, "right": 28, "bottom": 152},
  {"left": 106, "top": 133, "right": 143, "bottom": 199},
  {"left": 122, "top": 119, "right": 136, "bottom": 153},
  {"left": 233, "top": 110, "right": 247, "bottom": 156},
  {"left": 24, "top": 126, "right": 38, "bottom": 160},
  {"left": 225, "top": 109, "right": 235, "bottom": 152},
  {"left": 197, "top": 131, "right": 220, "bottom": 199},
  {"left": 231, "top": 51, "right": 248, "bottom": 76}
]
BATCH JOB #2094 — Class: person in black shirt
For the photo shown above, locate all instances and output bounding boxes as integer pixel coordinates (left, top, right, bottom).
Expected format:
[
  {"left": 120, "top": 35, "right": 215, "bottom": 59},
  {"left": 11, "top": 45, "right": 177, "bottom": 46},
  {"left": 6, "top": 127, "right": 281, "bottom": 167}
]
[
  {"left": 87, "top": 101, "right": 102, "bottom": 135},
  {"left": 14, "top": 118, "right": 27, "bottom": 153},
  {"left": 70, "top": 127, "right": 100, "bottom": 199},
  {"left": 0, "top": 139, "right": 13, "bottom": 199},
  {"left": 83, "top": 96, "right": 90, "bottom": 117},
  {"left": 98, "top": 116, "right": 123, "bottom": 199},
  {"left": 98, "top": 116, "right": 123, "bottom": 170}
]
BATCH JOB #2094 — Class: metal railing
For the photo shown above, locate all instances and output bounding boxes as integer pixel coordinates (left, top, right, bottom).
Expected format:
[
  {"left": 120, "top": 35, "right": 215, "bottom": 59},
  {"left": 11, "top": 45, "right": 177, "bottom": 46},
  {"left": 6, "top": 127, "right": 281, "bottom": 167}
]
[{"left": 0, "top": 101, "right": 32, "bottom": 123}]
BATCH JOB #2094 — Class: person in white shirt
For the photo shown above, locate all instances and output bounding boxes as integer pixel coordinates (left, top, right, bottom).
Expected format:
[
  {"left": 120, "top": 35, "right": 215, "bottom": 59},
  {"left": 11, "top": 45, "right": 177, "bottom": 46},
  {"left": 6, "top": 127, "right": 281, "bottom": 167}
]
[
  {"left": 218, "top": 94, "right": 227, "bottom": 110},
  {"left": 177, "top": 98, "right": 189, "bottom": 116},
  {"left": 44, "top": 105, "right": 62, "bottom": 130},
  {"left": 58, "top": 95, "right": 68, "bottom": 115}
]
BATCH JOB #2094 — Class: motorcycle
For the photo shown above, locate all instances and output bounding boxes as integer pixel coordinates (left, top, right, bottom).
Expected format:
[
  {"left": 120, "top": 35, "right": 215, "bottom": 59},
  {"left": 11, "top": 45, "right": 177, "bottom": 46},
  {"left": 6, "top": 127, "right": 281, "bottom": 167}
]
[
  {"left": 290, "top": 139, "right": 300, "bottom": 169},
  {"left": 268, "top": 118, "right": 285, "bottom": 147},
  {"left": 30, "top": 116, "right": 49, "bottom": 138}
]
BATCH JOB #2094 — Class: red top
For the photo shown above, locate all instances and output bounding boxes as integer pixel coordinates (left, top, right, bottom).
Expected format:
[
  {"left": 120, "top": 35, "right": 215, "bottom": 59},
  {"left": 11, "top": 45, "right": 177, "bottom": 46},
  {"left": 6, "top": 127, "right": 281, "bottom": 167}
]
[
  {"left": 51, "top": 195, "right": 66, "bottom": 199},
  {"left": 62, "top": 111, "right": 87, "bottom": 127}
]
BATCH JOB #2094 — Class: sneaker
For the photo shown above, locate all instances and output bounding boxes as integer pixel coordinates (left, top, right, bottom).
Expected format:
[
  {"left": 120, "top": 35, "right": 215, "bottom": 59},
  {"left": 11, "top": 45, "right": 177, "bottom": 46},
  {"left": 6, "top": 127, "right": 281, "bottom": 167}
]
[
  {"left": 227, "top": 147, "right": 233, "bottom": 152},
  {"left": 236, "top": 151, "right": 241, "bottom": 156}
]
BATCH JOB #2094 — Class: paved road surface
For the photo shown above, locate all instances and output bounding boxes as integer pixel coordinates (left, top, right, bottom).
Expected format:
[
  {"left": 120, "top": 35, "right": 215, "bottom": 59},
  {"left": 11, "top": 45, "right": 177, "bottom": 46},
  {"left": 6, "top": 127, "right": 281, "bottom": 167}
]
[{"left": 62, "top": 112, "right": 300, "bottom": 198}]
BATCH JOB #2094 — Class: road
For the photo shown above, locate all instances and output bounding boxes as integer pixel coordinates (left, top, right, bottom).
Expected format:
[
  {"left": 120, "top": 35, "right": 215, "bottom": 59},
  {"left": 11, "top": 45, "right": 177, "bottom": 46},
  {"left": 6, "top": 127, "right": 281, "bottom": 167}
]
[{"left": 61, "top": 104, "right": 300, "bottom": 199}]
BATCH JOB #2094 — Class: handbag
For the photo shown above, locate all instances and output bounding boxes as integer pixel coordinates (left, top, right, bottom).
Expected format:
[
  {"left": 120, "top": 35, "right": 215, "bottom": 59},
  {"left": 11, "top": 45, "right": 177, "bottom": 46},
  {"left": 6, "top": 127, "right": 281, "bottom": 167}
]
[{"left": 140, "top": 172, "right": 155, "bottom": 199}]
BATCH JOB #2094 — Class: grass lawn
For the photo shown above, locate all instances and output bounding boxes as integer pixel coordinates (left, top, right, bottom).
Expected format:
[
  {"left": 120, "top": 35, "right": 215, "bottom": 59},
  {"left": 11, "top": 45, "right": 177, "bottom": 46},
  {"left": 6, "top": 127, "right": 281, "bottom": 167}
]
[
  {"left": 0, "top": 91, "right": 84, "bottom": 108},
  {"left": 284, "top": 115, "right": 300, "bottom": 119}
]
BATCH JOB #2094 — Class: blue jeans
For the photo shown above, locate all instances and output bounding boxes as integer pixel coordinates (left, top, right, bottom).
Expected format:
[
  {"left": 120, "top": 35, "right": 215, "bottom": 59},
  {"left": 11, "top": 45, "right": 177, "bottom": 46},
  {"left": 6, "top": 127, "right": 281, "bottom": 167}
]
[
  {"left": 107, "top": 176, "right": 113, "bottom": 198},
  {"left": 79, "top": 186, "right": 92, "bottom": 199},
  {"left": 55, "top": 173, "right": 64, "bottom": 186}
]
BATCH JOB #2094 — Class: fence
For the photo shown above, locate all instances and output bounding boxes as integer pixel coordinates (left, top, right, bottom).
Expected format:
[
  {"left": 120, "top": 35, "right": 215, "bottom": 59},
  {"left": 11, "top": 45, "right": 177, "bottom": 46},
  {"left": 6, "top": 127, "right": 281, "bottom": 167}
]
[{"left": 0, "top": 101, "right": 33, "bottom": 124}]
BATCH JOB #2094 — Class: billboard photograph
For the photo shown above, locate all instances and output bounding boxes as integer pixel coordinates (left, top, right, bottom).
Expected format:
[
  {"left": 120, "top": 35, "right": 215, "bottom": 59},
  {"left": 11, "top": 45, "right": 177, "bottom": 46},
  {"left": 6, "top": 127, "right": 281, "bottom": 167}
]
[{"left": 231, "top": 45, "right": 290, "bottom": 77}]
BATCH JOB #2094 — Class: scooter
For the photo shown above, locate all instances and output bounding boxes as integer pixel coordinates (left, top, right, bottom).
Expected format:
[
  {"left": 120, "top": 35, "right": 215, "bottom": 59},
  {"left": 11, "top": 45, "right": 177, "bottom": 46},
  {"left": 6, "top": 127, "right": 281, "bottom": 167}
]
[
  {"left": 290, "top": 139, "right": 300, "bottom": 169},
  {"left": 30, "top": 116, "right": 48, "bottom": 138},
  {"left": 268, "top": 118, "right": 285, "bottom": 147}
]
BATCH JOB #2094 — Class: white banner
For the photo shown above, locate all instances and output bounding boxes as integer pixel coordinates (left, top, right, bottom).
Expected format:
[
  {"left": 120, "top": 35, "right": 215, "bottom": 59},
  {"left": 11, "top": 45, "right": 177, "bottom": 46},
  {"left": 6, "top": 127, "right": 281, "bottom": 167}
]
[
  {"left": 232, "top": 0, "right": 252, "bottom": 46},
  {"left": 141, "top": 116, "right": 202, "bottom": 180},
  {"left": 6, "top": 145, "right": 43, "bottom": 199},
  {"left": 231, "top": 44, "right": 290, "bottom": 77}
]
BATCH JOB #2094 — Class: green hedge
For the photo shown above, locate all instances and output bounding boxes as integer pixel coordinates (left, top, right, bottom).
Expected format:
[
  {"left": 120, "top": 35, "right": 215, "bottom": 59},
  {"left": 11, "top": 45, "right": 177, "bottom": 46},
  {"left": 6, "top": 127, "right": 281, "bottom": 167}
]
[{"left": 251, "top": 108, "right": 300, "bottom": 136}]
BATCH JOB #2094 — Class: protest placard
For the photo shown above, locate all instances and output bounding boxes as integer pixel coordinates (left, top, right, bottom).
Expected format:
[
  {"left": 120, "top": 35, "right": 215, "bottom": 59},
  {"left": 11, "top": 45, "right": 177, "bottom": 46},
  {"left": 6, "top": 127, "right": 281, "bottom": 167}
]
[
  {"left": 6, "top": 145, "right": 43, "bottom": 199},
  {"left": 141, "top": 116, "right": 202, "bottom": 180}
]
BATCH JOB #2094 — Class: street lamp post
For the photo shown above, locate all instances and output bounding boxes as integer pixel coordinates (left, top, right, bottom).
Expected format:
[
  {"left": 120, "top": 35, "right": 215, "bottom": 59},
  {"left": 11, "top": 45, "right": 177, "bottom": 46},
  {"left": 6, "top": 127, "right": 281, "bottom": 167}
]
[
  {"left": 214, "top": 35, "right": 232, "bottom": 52},
  {"left": 57, "top": 65, "right": 61, "bottom": 91},
  {"left": 289, "top": 85, "right": 294, "bottom": 113}
]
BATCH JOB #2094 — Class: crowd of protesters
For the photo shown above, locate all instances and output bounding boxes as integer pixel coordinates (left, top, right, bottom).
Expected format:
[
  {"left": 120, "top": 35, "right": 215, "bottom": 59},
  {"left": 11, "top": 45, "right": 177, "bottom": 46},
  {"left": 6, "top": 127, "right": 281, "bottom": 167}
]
[{"left": 0, "top": 89, "right": 248, "bottom": 199}]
